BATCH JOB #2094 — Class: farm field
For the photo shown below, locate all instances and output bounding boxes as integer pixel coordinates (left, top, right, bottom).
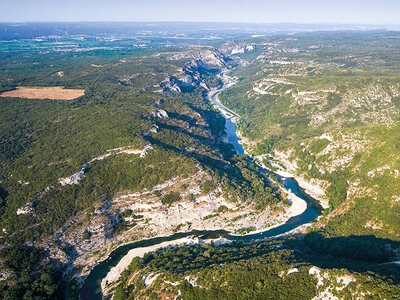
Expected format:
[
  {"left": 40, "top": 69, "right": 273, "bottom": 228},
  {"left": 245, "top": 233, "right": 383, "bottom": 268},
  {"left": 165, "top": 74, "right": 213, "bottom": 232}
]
[{"left": 0, "top": 86, "right": 85, "bottom": 100}]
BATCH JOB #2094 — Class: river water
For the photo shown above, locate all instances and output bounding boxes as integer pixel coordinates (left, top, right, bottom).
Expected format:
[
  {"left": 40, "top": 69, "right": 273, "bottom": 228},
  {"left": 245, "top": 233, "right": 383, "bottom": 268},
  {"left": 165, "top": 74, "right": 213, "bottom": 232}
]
[{"left": 80, "top": 73, "right": 320, "bottom": 300}]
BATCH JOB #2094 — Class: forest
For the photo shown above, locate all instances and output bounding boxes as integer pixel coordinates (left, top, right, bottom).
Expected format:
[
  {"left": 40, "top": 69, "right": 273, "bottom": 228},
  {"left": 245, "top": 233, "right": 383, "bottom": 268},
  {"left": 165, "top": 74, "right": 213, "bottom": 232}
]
[
  {"left": 1, "top": 27, "right": 400, "bottom": 299},
  {"left": 0, "top": 31, "right": 285, "bottom": 298},
  {"left": 111, "top": 234, "right": 400, "bottom": 299}
]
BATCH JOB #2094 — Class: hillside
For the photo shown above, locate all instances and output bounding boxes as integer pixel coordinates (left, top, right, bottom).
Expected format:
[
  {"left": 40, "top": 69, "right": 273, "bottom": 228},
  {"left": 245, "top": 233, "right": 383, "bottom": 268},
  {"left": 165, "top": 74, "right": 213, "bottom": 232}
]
[
  {"left": 0, "top": 41, "right": 291, "bottom": 298},
  {"left": 219, "top": 31, "right": 400, "bottom": 241}
]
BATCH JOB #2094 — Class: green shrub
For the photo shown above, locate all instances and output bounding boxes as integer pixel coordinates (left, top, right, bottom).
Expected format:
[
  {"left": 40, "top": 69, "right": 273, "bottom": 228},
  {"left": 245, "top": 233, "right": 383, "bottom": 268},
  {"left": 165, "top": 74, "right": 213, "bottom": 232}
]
[{"left": 161, "top": 192, "right": 181, "bottom": 205}]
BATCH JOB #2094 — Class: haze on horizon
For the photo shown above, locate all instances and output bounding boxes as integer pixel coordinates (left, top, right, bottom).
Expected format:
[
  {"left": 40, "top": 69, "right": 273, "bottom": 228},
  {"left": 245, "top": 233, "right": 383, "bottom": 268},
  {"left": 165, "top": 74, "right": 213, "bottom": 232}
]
[{"left": 1, "top": 0, "right": 399, "bottom": 25}]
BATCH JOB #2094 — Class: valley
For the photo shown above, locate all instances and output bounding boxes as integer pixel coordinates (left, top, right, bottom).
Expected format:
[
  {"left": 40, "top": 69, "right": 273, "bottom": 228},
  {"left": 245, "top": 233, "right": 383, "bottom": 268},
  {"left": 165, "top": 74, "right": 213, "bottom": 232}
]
[
  {"left": 80, "top": 70, "right": 321, "bottom": 299},
  {"left": 0, "top": 23, "right": 399, "bottom": 299}
]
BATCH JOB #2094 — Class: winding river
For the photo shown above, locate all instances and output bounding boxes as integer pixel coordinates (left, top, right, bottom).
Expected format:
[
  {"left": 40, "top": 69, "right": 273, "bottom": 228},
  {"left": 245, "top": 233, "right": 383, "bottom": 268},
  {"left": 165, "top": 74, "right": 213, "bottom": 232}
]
[{"left": 80, "top": 71, "right": 321, "bottom": 300}]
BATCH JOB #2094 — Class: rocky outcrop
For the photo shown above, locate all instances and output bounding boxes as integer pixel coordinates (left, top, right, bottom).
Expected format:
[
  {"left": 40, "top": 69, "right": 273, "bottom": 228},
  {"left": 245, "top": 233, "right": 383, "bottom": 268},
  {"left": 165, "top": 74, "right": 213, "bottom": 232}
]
[
  {"left": 167, "top": 47, "right": 230, "bottom": 68},
  {"left": 218, "top": 40, "right": 256, "bottom": 56},
  {"left": 150, "top": 109, "right": 168, "bottom": 119},
  {"left": 161, "top": 48, "right": 233, "bottom": 93},
  {"left": 58, "top": 145, "right": 154, "bottom": 187}
]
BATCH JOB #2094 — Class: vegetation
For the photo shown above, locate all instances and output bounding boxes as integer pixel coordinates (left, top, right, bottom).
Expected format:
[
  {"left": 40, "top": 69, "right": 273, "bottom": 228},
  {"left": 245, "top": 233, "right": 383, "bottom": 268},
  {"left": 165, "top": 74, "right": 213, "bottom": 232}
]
[
  {"left": 0, "top": 245, "right": 68, "bottom": 299},
  {"left": 219, "top": 31, "right": 400, "bottom": 241},
  {"left": 112, "top": 234, "right": 400, "bottom": 299},
  {"left": 0, "top": 25, "right": 287, "bottom": 297},
  {"left": 1, "top": 25, "right": 400, "bottom": 299},
  {"left": 162, "top": 192, "right": 182, "bottom": 205}
]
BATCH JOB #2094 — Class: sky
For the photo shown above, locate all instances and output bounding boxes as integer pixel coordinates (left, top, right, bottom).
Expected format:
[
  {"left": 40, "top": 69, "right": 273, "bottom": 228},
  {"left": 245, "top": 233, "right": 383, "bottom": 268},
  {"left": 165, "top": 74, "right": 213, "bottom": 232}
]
[{"left": 0, "top": 0, "right": 399, "bottom": 24}]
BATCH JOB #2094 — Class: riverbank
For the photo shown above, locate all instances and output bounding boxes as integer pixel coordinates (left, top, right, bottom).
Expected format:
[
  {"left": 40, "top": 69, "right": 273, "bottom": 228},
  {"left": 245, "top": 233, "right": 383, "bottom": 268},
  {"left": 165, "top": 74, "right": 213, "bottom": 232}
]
[
  {"left": 212, "top": 72, "right": 328, "bottom": 211},
  {"left": 273, "top": 151, "right": 330, "bottom": 209},
  {"left": 101, "top": 237, "right": 200, "bottom": 292},
  {"left": 210, "top": 71, "right": 313, "bottom": 217},
  {"left": 101, "top": 236, "right": 232, "bottom": 294},
  {"left": 75, "top": 174, "right": 289, "bottom": 280}
]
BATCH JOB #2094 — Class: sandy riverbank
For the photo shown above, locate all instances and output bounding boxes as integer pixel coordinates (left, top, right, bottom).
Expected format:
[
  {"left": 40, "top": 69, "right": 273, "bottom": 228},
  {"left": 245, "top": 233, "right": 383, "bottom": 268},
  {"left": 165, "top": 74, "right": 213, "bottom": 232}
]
[
  {"left": 101, "top": 237, "right": 232, "bottom": 292},
  {"left": 286, "top": 190, "right": 307, "bottom": 216},
  {"left": 100, "top": 189, "right": 308, "bottom": 293},
  {"left": 274, "top": 151, "right": 330, "bottom": 209}
]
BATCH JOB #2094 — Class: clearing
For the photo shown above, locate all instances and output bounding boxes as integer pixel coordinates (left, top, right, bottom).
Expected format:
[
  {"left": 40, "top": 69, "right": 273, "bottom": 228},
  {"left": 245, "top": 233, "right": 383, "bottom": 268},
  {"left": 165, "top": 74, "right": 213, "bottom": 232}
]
[{"left": 0, "top": 86, "right": 85, "bottom": 100}]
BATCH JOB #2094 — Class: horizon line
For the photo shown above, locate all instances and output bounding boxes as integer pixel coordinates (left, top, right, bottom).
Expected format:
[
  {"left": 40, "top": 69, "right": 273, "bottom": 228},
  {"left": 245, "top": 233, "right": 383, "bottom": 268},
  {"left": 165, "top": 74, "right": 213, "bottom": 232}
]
[{"left": 0, "top": 21, "right": 399, "bottom": 26}]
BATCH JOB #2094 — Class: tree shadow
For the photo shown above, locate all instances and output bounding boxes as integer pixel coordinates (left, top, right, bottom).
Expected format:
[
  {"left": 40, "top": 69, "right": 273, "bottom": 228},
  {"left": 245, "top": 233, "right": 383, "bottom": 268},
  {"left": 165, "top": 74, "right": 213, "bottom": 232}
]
[
  {"left": 286, "top": 232, "right": 400, "bottom": 283},
  {"left": 185, "top": 103, "right": 226, "bottom": 141},
  {"left": 167, "top": 111, "right": 198, "bottom": 127},
  {"left": 144, "top": 135, "right": 235, "bottom": 174},
  {"left": 63, "top": 242, "right": 79, "bottom": 259},
  {"left": 150, "top": 233, "right": 400, "bottom": 285},
  {"left": 155, "top": 122, "right": 210, "bottom": 143}
]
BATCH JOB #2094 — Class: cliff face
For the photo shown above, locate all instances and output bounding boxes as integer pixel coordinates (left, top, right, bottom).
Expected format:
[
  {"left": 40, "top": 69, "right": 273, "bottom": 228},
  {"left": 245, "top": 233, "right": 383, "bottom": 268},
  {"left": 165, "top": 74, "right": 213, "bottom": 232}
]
[
  {"left": 167, "top": 47, "right": 231, "bottom": 68},
  {"left": 218, "top": 40, "right": 256, "bottom": 56},
  {"left": 161, "top": 47, "right": 234, "bottom": 93}
]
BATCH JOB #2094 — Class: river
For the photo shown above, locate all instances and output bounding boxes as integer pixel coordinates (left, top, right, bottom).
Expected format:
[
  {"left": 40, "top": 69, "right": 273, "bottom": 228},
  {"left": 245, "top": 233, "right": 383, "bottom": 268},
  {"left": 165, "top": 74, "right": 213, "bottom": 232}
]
[{"left": 80, "top": 71, "right": 320, "bottom": 300}]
